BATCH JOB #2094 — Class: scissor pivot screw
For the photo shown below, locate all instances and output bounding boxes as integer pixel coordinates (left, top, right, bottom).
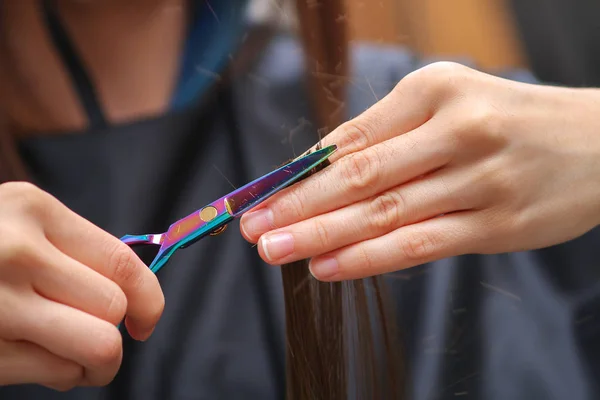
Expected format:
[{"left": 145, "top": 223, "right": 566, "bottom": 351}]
[
  {"left": 210, "top": 225, "right": 227, "bottom": 236},
  {"left": 199, "top": 206, "right": 218, "bottom": 222}
]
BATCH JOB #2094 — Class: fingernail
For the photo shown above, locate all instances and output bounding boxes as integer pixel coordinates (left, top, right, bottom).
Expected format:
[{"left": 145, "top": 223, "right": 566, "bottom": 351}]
[
  {"left": 260, "top": 233, "right": 294, "bottom": 262},
  {"left": 125, "top": 317, "right": 155, "bottom": 342},
  {"left": 242, "top": 208, "right": 274, "bottom": 238},
  {"left": 140, "top": 326, "right": 155, "bottom": 342},
  {"left": 309, "top": 257, "right": 339, "bottom": 279}
]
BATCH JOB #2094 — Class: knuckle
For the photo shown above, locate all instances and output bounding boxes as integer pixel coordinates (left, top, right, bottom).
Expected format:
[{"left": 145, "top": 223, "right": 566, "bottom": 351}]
[
  {"left": 87, "top": 329, "right": 122, "bottom": 368},
  {"left": 469, "top": 103, "right": 495, "bottom": 129},
  {"left": 340, "top": 151, "right": 379, "bottom": 192},
  {"left": 313, "top": 219, "right": 332, "bottom": 248},
  {"left": 462, "top": 103, "right": 505, "bottom": 142},
  {"left": 426, "top": 61, "right": 469, "bottom": 77},
  {"left": 0, "top": 230, "right": 36, "bottom": 266},
  {"left": 274, "top": 190, "right": 306, "bottom": 221},
  {"left": 105, "top": 287, "right": 128, "bottom": 324},
  {"left": 423, "top": 61, "right": 471, "bottom": 84},
  {"left": 107, "top": 242, "right": 142, "bottom": 289},
  {"left": 0, "top": 182, "right": 47, "bottom": 216},
  {"left": 402, "top": 61, "right": 469, "bottom": 100},
  {"left": 447, "top": 106, "right": 509, "bottom": 165},
  {"left": 355, "top": 245, "right": 375, "bottom": 274},
  {"left": 337, "top": 119, "right": 374, "bottom": 152},
  {"left": 399, "top": 231, "right": 438, "bottom": 262},
  {"left": 369, "top": 192, "right": 404, "bottom": 232}
]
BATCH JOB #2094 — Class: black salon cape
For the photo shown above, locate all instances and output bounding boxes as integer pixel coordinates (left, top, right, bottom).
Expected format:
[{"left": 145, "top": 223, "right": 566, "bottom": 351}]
[{"left": 2, "top": 33, "right": 600, "bottom": 400}]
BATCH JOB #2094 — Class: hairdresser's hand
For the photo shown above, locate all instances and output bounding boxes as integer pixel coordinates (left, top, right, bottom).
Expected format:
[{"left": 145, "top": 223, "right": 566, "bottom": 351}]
[
  {"left": 241, "top": 62, "right": 600, "bottom": 280},
  {"left": 0, "top": 182, "right": 164, "bottom": 390}
]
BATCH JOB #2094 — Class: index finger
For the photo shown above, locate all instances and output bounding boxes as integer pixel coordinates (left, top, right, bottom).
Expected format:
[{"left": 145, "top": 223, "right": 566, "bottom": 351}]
[
  {"left": 302, "top": 65, "right": 442, "bottom": 162},
  {"left": 41, "top": 197, "right": 164, "bottom": 341}
]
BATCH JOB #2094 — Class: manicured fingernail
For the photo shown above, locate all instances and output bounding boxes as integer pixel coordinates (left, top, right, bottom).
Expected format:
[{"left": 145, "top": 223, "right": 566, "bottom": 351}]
[
  {"left": 138, "top": 327, "right": 155, "bottom": 342},
  {"left": 309, "top": 257, "right": 339, "bottom": 279},
  {"left": 260, "top": 233, "right": 294, "bottom": 261},
  {"left": 241, "top": 208, "right": 274, "bottom": 238}
]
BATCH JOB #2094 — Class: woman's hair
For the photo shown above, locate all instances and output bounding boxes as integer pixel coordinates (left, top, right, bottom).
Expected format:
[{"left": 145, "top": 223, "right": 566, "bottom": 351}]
[
  {"left": 282, "top": 1, "right": 406, "bottom": 398},
  {"left": 0, "top": 116, "right": 26, "bottom": 183}
]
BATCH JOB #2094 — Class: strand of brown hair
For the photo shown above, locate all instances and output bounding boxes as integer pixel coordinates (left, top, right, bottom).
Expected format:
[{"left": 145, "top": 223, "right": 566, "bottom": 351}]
[{"left": 281, "top": 1, "right": 406, "bottom": 398}]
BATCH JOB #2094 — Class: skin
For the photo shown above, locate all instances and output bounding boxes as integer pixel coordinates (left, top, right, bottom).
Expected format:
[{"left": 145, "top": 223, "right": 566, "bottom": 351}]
[
  {"left": 0, "top": 0, "right": 186, "bottom": 136},
  {"left": 0, "top": 0, "right": 182, "bottom": 391},
  {"left": 240, "top": 62, "right": 600, "bottom": 281},
  {"left": 0, "top": 182, "right": 164, "bottom": 390}
]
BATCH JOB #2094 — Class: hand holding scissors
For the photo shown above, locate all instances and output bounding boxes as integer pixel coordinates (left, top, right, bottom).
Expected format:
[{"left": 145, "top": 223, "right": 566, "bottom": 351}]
[{"left": 0, "top": 145, "right": 335, "bottom": 390}]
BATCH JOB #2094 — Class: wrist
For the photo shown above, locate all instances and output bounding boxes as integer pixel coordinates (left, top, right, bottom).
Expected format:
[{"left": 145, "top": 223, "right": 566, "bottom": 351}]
[
  {"left": 568, "top": 88, "right": 600, "bottom": 228},
  {"left": 522, "top": 85, "right": 600, "bottom": 230}
]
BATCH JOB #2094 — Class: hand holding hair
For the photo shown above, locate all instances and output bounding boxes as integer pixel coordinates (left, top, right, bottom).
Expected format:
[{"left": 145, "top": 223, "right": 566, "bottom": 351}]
[
  {"left": 240, "top": 62, "right": 600, "bottom": 281},
  {"left": 0, "top": 183, "right": 164, "bottom": 390}
]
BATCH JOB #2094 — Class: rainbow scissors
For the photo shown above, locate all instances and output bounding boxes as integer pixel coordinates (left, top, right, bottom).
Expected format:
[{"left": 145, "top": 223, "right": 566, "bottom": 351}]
[{"left": 120, "top": 145, "right": 337, "bottom": 274}]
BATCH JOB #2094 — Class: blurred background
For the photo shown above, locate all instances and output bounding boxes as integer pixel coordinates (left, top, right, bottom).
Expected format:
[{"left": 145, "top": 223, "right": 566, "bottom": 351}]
[
  {"left": 344, "top": 0, "right": 527, "bottom": 71},
  {"left": 249, "top": 0, "right": 600, "bottom": 87},
  {"left": 249, "top": 0, "right": 526, "bottom": 70}
]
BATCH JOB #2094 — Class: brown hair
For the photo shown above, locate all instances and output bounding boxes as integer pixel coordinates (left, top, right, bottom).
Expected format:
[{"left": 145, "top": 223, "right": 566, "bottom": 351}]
[
  {"left": 0, "top": 116, "right": 27, "bottom": 182},
  {"left": 282, "top": 1, "right": 406, "bottom": 398}
]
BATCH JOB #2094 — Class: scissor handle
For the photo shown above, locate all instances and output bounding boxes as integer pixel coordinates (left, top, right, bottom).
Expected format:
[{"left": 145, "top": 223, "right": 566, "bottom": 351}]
[
  {"left": 121, "top": 234, "right": 182, "bottom": 278},
  {"left": 116, "top": 233, "right": 170, "bottom": 330},
  {"left": 121, "top": 234, "right": 164, "bottom": 246}
]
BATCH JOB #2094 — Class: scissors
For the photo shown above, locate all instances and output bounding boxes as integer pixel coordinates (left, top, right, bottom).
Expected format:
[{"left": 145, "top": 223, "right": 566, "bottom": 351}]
[{"left": 120, "top": 144, "right": 337, "bottom": 274}]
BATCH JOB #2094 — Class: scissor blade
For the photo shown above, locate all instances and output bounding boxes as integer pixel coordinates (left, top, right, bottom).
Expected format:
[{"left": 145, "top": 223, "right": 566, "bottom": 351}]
[{"left": 225, "top": 144, "right": 337, "bottom": 217}]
